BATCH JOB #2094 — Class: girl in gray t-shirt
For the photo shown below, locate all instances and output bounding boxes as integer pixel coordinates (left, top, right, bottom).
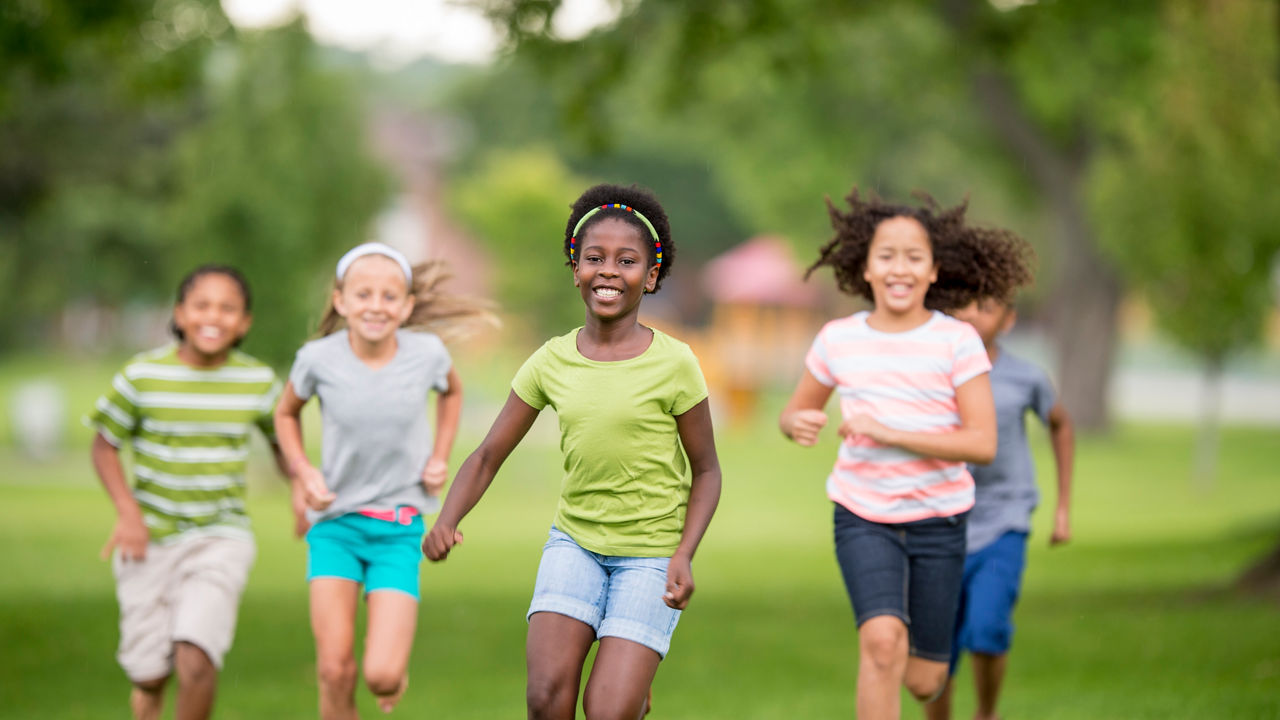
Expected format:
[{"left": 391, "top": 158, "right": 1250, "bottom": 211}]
[{"left": 274, "top": 242, "right": 494, "bottom": 716}]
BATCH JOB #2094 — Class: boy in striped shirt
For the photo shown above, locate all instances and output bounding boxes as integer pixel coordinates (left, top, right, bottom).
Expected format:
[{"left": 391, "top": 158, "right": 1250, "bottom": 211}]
[{"left": 87, "top": 266, "right": 298, "bottom": 720}]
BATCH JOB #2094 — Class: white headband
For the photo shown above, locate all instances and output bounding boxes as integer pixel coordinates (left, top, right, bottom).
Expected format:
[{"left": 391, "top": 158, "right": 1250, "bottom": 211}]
[{"left": 335, "top": 242, "right": 413, "bottom": 284}]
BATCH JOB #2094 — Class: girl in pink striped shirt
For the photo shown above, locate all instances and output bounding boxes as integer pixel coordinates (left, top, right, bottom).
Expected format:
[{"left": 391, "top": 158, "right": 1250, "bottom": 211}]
[{"left": 779, "top": 189, "right": 1033, "bottom": 720}]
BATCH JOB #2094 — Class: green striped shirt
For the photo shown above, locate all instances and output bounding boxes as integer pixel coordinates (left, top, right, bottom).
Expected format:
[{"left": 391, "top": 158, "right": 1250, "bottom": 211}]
[{"left": 87, "top": 345, "right": 281, "bottom": 544}]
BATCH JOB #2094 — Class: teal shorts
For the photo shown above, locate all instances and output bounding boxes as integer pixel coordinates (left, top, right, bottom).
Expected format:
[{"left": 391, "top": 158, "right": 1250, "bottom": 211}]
[{"left": 305, "top": 511, "right": 425, "bottom": 599}]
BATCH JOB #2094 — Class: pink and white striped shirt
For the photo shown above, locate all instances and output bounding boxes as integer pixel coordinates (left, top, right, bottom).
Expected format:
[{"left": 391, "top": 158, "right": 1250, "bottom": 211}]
[{"left": 805, "top": 311, "right": 991, "bottom": 523}]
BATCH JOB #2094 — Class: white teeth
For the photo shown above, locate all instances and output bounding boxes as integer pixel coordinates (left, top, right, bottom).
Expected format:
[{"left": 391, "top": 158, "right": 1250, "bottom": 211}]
[
  {"left": 198, "top": 327, "right": 221, "bottom": 338},
  {"left": 595, "top": 288, "right": 621, "bottom": 298}
]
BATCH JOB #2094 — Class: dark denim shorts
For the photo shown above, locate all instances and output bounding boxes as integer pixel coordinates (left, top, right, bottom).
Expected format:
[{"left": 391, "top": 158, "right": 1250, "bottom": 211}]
[{"left": 833, "top": 503, "right": 968, "bottom": 663}]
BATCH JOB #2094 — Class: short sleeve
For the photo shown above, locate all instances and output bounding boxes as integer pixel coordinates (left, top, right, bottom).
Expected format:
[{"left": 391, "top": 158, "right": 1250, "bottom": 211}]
[
  {"left": 288, "top": 345, "right": 317, "bottom": 400},
  {"left": 255, "top": 377, "right": 282, "bottom": 443},
  {"left": 669, "top": 346, "right": 709, "bottom": 416},
  {"left": 85, "top": 367, "right": 142, "bottom": 447},
  {"left": 511, "top": 345, "right": 550, "bottom": 410},
  {"left": 1030, "top": 366, "right": 1057, "bottom": 424},
  {"left": 804, "top": 327, "right": 836, "bottom": 387},
  {"left": 423, "top": 334, "right": 452, "bottom": 393},
  {"left": 951, "top": 322, "right": 992, "bottom": 387}
]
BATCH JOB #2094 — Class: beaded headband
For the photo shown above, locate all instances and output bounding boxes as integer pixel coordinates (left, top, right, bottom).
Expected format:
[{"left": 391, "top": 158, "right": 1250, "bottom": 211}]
[{"left": 569, "top": 204, "right": 663, "bottom": 266}]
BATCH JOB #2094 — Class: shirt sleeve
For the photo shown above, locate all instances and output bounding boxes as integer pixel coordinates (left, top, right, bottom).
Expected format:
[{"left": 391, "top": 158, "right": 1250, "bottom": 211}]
[
  {"left": 951, "top": 323, "right": 992, "bottom": 387},
  {"left": 511, "top": 345, "right": 549, "bottom": 410},
  {"left": 288, "top": 344, "right": 317, "bottom": 401},
  {"left": 804, "top": 325, "right": 837, "bottom": 387},
  {"left": 1030, "top": 365, "right": 1057, "bottom": 424},
  {"left": 670, "top": 345, "right": 710, "bottom": 416},
  {"left": 84, "top": 365, "right": 142, "bottom": 448},
  {"left": 255, "top": 376, "right": 282, "bottom": 444},
  {"left": 425, "top": 334, "right": 453, "bottom": 393}
]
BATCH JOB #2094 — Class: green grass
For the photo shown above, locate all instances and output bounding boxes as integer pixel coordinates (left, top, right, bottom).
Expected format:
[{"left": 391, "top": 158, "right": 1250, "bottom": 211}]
[{"left": 2, "top": 355, "right": 1279, "bottom": 718}]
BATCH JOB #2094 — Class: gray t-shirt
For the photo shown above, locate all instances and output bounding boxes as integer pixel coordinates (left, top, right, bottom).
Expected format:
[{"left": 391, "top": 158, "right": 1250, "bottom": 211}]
[
  {"left": 965, "top": 347, "right": 1056, "bottom": 553},
  {"left": 289, "top": 329, "right": 451, "bottom": 523}
]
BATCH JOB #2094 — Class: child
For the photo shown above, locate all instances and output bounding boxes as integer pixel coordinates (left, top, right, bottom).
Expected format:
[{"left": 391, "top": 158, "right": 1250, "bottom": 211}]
[
  {"left": 88, "top": 264, "right": 299, "bottom": 720},
  {"left": 274, "top": 242, "right": 492, "bottom": 718},
  {"left": 779, "top": 189, "right": 1033, "bottom": 720},
  {"left": 422, "top": 183, "right": 722, "bottom": 720},
  {"left": 924, "top": 297, "right": 1074, "bottom": 720}
]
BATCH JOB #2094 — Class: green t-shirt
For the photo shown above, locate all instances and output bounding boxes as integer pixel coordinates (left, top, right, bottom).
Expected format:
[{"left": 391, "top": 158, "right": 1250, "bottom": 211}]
[
  {"left": 512, "top": 327, "right": 708, "bottom": 556},
  {"left": 86, "top": 345, "right": 281, "bottom": 544}
]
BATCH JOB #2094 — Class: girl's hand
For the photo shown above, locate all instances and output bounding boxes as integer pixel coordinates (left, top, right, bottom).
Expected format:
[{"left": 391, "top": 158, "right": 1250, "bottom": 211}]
[
  {"left": 1050, "top": 505, "right": 1071, "bottom": 547},
  {"left": 101, "top": 514, "right": 150, "bottom": 562},
  {"left": 421, "top": 457, "right": 449, "bottom": 497},
  {"left": 663, "top": 553, "right": 695, "bottom": 609},
  {"left": 838, "top": 413, "right": 895, "bottom": 445},
  {"left": 295, "top": 465, "right": 336, "bottom": 511},
  {"left": 422, "top": 523, "right": 464, "bottom": 562},
  {"left": 784, "top": 409, "right": 828, "bottom": 446}
]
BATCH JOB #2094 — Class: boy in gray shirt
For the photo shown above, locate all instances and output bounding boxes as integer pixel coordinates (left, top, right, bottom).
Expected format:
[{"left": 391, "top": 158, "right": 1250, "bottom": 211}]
[{"left": 926, "top": 298, "right": 1075, "bottom": 720}]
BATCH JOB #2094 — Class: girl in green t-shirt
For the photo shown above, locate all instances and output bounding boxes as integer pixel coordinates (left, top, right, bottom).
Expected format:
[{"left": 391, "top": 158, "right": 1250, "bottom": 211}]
[{"left": 424, "top": 182, "right": 722, "bottom": 719}]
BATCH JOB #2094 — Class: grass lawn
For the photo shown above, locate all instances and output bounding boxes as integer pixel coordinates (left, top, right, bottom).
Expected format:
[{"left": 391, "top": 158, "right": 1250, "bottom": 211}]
[{"left": 1, "top": 354, "right": 1278, "bottom": 718}]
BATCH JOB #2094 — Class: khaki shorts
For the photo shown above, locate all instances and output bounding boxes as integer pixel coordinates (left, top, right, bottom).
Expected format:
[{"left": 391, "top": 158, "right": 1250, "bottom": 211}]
[{"left": 113, "top": 534, "right": 256, "bottom": 682}]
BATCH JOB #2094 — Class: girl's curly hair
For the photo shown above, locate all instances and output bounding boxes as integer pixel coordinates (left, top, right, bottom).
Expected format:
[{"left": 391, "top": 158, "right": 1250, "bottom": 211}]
[
  {"left": 563, "top": 183, "right": 675, "bottom": 293},
  {"left": 806, "top": 188, "right": 1035, "bottom": 310}
]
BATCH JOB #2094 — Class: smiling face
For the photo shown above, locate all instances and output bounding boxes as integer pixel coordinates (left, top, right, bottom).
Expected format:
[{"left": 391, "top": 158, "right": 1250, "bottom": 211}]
[
  {"left": 333, "top": 254, "right": 414, "bottom": 346},
  {"left": 573, "top": 217, "right": 660, "bottom": 323},
  {"left": 862, "top": 215, "right": 937, "bottom": 320},
  {"left": 172, "top": 273, "right": 252, "bottom": 364}
]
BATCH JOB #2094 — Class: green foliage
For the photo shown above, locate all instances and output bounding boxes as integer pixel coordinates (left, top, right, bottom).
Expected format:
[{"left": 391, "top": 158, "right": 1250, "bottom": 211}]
[
  {"left": 165, "top": 22, "right": 390, "bottom": 368},
  {"left": 1089, "top": 0, "right": 1280, "bottom": 363},
  {"left": 0, "top": 0, "right": 227, "bottom": 350},
  {"left": 446, "top": 146, "right": 589, "bottom": 340}
]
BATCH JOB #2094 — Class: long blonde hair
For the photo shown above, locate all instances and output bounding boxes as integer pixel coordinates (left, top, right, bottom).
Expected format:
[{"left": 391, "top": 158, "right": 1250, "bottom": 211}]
[{"left": 317, "top": 258, "right": 499, "bottom": 344}]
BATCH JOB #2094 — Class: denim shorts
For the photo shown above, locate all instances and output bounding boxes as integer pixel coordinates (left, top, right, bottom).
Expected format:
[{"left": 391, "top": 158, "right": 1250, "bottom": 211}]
[
  {"left": 527, "top": 527, "right": 681, "bottom": 658},
  {"left": 833, "top": 503, "right": 968, "bottom": 663},
  {"left": 306, "top": 511, "right": 425, "bottom": 599},
  {"left": 950, "top": 530, "right": 1028, "bottom": 671}
]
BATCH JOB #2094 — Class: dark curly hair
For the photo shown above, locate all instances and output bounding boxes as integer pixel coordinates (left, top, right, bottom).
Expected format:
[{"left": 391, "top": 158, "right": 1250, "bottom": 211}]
[
  {"left": 563, "top": 183, "right": 675, "bottom": 293},
  {"left": 806, "top": 188, "right": 1035, "bottom": 310},
  {"left": 170, "top": 264, "right": 252, "bottom": 348}
]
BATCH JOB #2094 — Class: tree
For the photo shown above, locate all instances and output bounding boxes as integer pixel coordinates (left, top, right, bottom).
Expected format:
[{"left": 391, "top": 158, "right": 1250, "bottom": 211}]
[
  {"left": 467, "top": 0, "right": 1172, "bottom": 430},
  {"left": 1090, "top": 0, "right": 1280, "bottom": 483},
  {"left": 0, "top": 0, "right": 228, "bottom": 351},
  {"left": 166, "top": 21, "right": 390, "bottom": 368}
]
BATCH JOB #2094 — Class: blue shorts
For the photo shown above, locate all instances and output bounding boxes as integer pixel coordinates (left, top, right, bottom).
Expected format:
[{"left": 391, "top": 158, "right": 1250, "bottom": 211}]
[
  {"left": 950, "top": 530, "right": 1028, "bottom": 671},
  {"left": 306, "top": 511, "right": 425, "bottom": 599},
  {"left": 527, "top": 527, "right": 681, "bottom": 658},
  {"left": 833, "top": 504, "right": 968, "bottom": 663}
]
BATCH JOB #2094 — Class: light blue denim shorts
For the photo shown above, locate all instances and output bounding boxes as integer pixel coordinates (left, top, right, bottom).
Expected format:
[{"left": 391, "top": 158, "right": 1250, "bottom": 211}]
[{"left": 527, "top": 527, "right": 681, "bottom": 658}]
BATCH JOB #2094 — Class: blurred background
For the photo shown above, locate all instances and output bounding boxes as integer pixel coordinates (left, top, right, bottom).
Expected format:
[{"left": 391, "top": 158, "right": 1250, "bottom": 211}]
[{"left": 1, "top": 1, "right": 1278, "bottom": 718}]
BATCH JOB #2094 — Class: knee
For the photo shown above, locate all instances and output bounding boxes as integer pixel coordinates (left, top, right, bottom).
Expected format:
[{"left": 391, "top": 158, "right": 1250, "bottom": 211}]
[
  {"left": 133, "top": 675, "right": 169, "bottom": 694},
  {"left": 363, "top": 664, "right": 403, "bottom": 697},
  {"left": 174, "top": 642, "right": 216, "bottom": 686},
  {"left": 905, "top": 663, "right": 949, "bottom": 703},
  {"left": 316, "top": 656, "right": 358, "bottom": 692},
  {"left": 526, "top": 675, "right": 573, "bottom": 719},
  {"left": 859, "top": 619, "right": 908, "bottom": 671}
]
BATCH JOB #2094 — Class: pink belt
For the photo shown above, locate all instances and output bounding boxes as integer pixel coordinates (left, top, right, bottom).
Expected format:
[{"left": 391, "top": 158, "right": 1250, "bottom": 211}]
[{"left": 357, "top": 506, "right": 419, "bottom": 525}]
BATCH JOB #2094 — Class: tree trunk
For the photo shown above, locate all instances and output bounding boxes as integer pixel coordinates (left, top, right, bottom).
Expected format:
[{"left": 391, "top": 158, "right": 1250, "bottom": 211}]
[
  {"left": 1192, "top": 356, "right": 1223, "bottom": 488},
  {"left": 970, "top": 70, "right": 1122, "bottom": 431}
]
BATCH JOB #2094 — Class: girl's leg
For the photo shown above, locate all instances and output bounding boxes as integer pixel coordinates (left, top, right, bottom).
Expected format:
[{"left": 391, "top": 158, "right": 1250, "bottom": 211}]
[
  {"left": 857, "top": 615, "right": 910, "bottom": 720},
  {"left": 526, "top": 611, "right": 596, "bottom": 720},
  {"left": 971, "top": 652, "right": 1008, "bottom": 720},
  {"left": 904, "top": 656, "right": 950, "bottom": 704},
  {"left": 311, "top": 578, "right": 361, "bottom": 720},
  {"left": 363, "top": 590, "right": 419, "bottom": 713},
  {"left": 582, "top": 637, "right": 661, "bottom": 720},
  {"left": 922, "top": 676, "right": 955, "bottom": 720}
]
